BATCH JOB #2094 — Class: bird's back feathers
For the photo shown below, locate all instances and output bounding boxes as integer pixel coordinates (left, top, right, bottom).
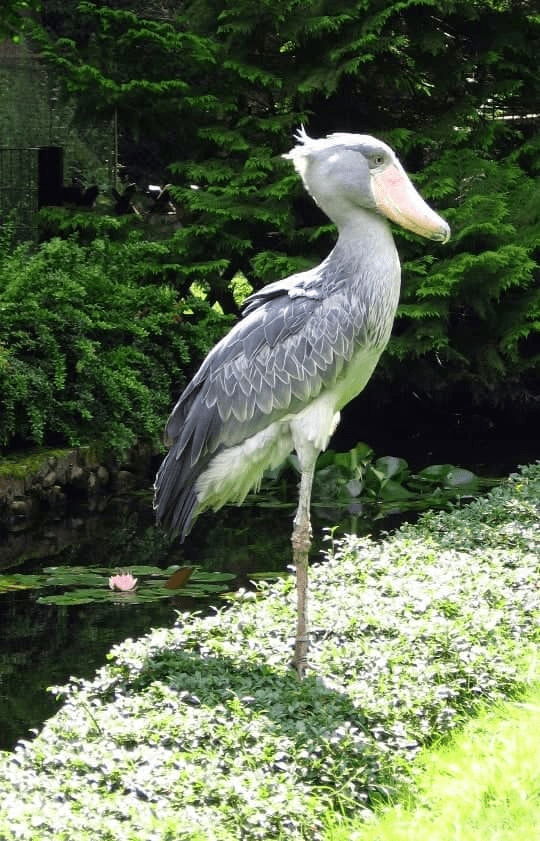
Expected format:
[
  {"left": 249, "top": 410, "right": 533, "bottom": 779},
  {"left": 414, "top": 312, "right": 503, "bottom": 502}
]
[{"left": 154, "top": 260, "right": 374, "bottom": 537}]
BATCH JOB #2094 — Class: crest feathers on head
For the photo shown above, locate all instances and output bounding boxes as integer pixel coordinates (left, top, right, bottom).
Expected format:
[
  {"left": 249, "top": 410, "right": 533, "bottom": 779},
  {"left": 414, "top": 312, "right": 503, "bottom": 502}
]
[
  {"left": 282, "top": 125, "right": 314, "bottom": 167},
  {"left": 294, "top": 125, "right": 311, "bottom": 145}
]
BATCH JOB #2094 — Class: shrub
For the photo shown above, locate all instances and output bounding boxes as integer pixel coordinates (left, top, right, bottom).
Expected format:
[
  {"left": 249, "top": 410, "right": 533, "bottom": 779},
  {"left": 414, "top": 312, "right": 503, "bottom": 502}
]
[{"left": 0, "top": 234, "right": 231, "bottom": 451}]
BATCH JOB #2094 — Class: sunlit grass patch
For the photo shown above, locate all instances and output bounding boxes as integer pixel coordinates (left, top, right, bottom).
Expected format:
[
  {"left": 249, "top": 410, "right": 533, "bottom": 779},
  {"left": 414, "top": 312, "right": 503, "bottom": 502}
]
[{"left": 325, "top": 679, "right": 540, "bottom": 841}]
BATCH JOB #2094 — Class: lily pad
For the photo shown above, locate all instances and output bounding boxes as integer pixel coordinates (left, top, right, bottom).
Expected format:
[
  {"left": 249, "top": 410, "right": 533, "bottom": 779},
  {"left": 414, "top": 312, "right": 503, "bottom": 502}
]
[
  {"left": 45, "top": 572, "right": 108, "bottom": 588},
  {"left": 183, "top": 582, "right": 231, "bottom": 594},
  {"left": 0, "top": 573, "right": 46, "bottom": 593},
  {"left": 37, "top": 588, "right": 108, "bottom": 606},
  {"left": 189, "top": 571, "right": 237, "bottom": 583},
  {"left": 118, "top": 565, "right": 168, "bottom": 576},
  {"left": 9, "top": 561, "right": 238, "bottom": 607}
]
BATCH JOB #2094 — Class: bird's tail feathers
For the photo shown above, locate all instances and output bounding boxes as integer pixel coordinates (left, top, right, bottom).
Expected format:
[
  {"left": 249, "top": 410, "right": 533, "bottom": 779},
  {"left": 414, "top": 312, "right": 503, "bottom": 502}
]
[{"left": 153, "top": 444, "right": 206, "bottom": 540}]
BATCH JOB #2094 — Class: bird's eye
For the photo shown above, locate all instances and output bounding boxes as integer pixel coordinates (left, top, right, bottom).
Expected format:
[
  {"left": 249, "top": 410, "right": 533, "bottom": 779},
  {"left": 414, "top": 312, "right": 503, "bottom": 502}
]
[{"left": 371, "top": 154, "right": 385, "bottom": 168}]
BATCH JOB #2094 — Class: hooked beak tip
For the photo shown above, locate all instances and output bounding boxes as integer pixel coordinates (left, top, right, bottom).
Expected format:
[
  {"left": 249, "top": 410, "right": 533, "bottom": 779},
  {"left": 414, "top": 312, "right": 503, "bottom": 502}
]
[{"left": 432, "top": 222, "right": 451, "bottom": 244}]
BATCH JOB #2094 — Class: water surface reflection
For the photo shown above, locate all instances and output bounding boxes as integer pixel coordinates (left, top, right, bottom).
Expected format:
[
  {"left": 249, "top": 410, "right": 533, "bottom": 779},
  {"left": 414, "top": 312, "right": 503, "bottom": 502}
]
[{"left": 0, "top": 496, "right": 301, "bottom": 750}]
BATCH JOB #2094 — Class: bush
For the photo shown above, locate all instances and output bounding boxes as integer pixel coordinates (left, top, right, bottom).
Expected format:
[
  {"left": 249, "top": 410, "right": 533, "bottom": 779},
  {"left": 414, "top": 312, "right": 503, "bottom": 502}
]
[{"left": 0, "top": 233, "right": 231, "bottom": 451}]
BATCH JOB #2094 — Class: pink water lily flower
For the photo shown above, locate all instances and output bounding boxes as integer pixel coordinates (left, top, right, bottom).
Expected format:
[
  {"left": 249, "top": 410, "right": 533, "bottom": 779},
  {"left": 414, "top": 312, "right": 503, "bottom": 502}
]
[{"left": 109, "top": 571, "right": 138, "bottom": 591}]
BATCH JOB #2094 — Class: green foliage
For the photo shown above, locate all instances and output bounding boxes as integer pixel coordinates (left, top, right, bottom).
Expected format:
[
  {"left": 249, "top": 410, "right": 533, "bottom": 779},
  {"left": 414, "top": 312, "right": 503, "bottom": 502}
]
[
  {"left": 0, "top": 234, "right": 231, "bottom": 450},
  {"left": 256, "top": 441, "right": 487, "bottom": 524},
  {"left": 36, "top": 207, "right": 138, "bottom": 242},
  {"left": 386, "top": 140, "right": 540, "bottom": 405},
  {"left": 0, "top": 564, "right": 235, "bottom": 604},
  {"left": 0, "top": 0, "right": 38, "bottom": 41},
  {"left": 22, "top": 0, "right": 540, "bottom": 413},
  {"left": 0, "top": 462, "right": 538, "bottom": 838}
]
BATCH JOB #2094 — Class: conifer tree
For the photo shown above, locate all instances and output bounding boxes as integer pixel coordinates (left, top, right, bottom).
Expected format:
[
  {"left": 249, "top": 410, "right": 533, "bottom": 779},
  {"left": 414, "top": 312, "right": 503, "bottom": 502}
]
[
  {"left": 24, "top": 0, "right": 540, "bottom": 412},
  {"left": 0, "top": 0, "right": 38, "bottom": 40}
]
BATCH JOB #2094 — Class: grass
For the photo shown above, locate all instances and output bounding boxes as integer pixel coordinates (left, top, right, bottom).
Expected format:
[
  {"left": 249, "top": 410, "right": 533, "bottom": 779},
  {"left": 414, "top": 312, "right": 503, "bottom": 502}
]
[
  {"left": 0, "top": 462, "right": 538, "bottom": 839},
  {"left": 325, "top": 679, "right": 540, "bottom": 841}
]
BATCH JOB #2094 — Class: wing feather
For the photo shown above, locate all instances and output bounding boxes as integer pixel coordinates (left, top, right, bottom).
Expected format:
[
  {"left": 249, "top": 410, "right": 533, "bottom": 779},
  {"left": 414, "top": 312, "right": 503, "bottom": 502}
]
[{"left": 154, "top": 277, "right": 364, "bottom": 536}]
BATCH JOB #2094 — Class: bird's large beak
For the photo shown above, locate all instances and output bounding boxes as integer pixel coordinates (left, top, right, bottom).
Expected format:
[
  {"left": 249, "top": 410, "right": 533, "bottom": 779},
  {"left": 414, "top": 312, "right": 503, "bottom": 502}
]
[{"left": 372, "top": 162, "right": 450, "bottom": 243}]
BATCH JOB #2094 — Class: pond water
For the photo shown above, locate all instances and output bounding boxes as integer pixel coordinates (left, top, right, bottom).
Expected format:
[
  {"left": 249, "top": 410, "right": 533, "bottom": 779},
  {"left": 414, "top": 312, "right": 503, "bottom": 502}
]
[
  {"left": 0, "top": 493, "right": 299, "bottom": 751},
  {"left": 0, "top": 433, "right": 536, "bottom": 751}
]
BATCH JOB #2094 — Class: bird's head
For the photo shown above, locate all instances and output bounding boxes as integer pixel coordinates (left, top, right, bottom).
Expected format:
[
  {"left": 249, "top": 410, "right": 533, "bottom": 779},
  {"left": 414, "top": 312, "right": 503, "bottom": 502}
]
[{"left": 284, "top": 127, "right": 450, "bottom": 243}]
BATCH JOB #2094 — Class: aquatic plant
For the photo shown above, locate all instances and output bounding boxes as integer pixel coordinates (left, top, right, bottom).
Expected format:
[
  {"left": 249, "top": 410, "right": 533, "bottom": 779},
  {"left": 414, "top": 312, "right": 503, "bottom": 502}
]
[
  {"left": 108, "top": 571, "right": 138, "bottom": 591},
  {"left": 252, "top": 442, "right": 492, "bottom": 523},
  {"left": 0, "top": 565, "right": 235, "bottom": 605}
]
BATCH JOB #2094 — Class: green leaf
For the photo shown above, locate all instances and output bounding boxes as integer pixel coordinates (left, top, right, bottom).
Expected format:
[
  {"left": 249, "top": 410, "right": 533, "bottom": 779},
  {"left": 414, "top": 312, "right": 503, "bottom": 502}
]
[
  {"left": 44, "top": 573, "right": 108, "bottom": 588},
  {"left": 443, "top": 467, "right": 478, "bottom": 488},
  {"left": 377, "top": 479, "right": 415, "bottom": 502},
  {"left": 416, "top": 464, "right": 455, "bottom": 483},
  {"left": 37, "top": 589, "right": 105, "bottom": 606},
  {"left": 373, "top": 456, "right": 409, "bottom": 481},
  {"left": 189, "top": 572, "right": 237, "bottom": 583},
  {"left": 0, "top": 574, "right": 46, "bottom": 593}
]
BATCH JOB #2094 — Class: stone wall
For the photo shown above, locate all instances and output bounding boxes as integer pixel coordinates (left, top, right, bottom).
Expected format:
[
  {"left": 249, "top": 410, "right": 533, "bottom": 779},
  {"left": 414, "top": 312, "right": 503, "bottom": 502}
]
[{"left": 0, "top": 443, "right": 156, "bottom": 524}]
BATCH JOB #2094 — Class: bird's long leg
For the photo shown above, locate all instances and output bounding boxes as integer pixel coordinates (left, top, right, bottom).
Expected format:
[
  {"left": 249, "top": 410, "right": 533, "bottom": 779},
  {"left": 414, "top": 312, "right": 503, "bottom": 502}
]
[{"left": 291, "top": 448, "right": 318, "bottom": 679}]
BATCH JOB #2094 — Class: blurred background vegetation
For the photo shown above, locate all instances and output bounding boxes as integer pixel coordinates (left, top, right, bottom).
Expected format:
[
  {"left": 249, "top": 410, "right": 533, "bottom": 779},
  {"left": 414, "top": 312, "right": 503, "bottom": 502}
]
[{"left": 0, "top": 0, "right": 538, "bottom": 454}]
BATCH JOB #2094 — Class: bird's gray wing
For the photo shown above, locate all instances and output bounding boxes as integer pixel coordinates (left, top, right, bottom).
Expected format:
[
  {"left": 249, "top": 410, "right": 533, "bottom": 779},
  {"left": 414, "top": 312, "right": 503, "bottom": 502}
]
[
  {"left": 154, "top": 276, "right": 360, "bottom": 534},
  {"left": 241, "top": 267, "right": 321, "bottom": 316},
  {"left": 169, "top": 276, "right": 359, "bottom": 452}
]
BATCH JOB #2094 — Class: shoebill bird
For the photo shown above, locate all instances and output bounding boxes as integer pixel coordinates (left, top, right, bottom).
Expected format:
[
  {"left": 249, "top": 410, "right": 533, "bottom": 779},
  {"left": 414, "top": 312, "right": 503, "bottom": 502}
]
[{"left": 154, "top": 128, "right": 450, "bottom": 677}]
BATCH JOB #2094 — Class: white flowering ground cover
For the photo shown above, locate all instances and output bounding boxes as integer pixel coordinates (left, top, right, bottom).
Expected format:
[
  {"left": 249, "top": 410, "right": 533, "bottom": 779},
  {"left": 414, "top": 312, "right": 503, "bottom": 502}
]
[{"left": 0, "top": 463, "right": 539, "bottom": 840}]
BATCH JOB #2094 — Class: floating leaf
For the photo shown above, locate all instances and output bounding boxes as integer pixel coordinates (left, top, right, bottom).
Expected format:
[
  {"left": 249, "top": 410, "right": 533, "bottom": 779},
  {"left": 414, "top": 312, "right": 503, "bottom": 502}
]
[
  {"left": 37, "top": 589, "right": 105, "bottom": 606},
  {"left": 190, "top": 571, "right": 236, "bottom": 583},
  {"left": 443, "top": 467, "right": 478, "bottom": 487},
  {"left": 45, "top": 572, "right": 108, "bottom": 588},
  {"left": 123, "top": 589, "right": 172, "bottom": 603},
  {"left": 0, "top": 574, "right": 46, "bottom": 593},
  {"left": 183, "top": 582, "right": 231, "bottom": 594},
  {"left": 165, "top": 567, "right": 194, "bottom": 589},
  {"left": 177, "top": 586, "right": 221, "bottom": 598},
  {"left": 120, "top": 565, "right": 166, "bottom": 576},
  {"left": 373, "top": 456, "right": 409, "bottom": 480},
  {"left": 416, "top": 464, "right": 454, "bottom": 483}
]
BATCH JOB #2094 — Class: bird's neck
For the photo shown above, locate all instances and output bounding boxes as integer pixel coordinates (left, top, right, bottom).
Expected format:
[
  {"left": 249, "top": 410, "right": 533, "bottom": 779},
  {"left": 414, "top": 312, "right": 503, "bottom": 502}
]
[
  {"left": 336, "top": 207, "right": 396, "bottom": 252},
  {"left": 324, "top": 208, "right": 400, "bottom": 286},
  {"left": 318, "top": 207, "right": 401, "bottom": 351}
]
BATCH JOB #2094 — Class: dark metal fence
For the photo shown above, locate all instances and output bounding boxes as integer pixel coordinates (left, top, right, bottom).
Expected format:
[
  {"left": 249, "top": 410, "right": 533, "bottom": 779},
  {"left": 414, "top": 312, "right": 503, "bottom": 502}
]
[
  {"left": 0, "top": 146, "right": 39, "bottom": 240},
  {"left": 0, "top": 40, "right": 115, "bottom": 242}
]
